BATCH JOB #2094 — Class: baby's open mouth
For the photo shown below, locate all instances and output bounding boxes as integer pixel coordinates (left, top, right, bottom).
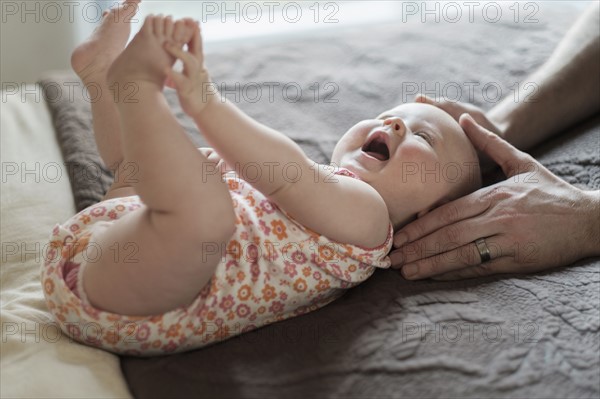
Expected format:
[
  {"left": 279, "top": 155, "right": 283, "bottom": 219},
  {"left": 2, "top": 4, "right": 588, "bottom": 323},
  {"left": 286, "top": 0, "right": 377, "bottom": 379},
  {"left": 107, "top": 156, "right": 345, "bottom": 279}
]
[{"left": 362, "top": 133, "right": 390, "bottom": 161}]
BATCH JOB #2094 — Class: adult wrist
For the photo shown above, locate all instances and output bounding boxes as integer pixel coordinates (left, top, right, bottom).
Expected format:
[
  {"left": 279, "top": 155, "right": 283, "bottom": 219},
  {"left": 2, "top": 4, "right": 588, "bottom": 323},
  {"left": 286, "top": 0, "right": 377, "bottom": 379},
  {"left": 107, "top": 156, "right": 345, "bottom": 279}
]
[
  {"left": 487, "top": 102, "right": 532, "bottom": 151},
  {"left": 486, "top": 100, "right": 513, "bottom": 140}
]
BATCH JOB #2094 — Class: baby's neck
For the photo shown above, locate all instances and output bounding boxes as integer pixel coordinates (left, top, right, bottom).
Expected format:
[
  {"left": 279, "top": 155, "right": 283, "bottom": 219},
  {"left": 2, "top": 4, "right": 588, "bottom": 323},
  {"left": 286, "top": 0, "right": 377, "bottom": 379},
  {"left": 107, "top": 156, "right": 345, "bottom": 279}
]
[{"left": 392, "top": 214, "right": 417, "bottom": 233}]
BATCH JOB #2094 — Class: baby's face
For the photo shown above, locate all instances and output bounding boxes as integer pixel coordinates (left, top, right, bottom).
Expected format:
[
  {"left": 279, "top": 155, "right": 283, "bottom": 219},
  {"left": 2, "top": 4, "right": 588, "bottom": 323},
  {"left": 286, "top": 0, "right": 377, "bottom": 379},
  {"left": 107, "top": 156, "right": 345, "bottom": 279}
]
[{"left": 331, "top": 103, "right": 480, "bottom": 229}]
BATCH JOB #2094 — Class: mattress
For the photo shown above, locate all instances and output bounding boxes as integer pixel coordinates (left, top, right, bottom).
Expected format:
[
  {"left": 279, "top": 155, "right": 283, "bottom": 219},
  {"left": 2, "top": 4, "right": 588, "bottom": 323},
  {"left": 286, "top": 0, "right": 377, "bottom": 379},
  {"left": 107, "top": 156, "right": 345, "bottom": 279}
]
[
  {"left": 0, "top": 85, "right": 131, "bottom": 398},
  {"left": 2, "top": 2, "right": 599, "bottom": 397}
]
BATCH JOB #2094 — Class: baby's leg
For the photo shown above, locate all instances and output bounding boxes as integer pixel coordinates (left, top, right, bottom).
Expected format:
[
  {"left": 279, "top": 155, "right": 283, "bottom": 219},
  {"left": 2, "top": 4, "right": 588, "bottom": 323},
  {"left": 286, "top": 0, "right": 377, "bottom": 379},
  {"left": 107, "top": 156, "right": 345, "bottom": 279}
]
[
  {"left": 82, "top": 16, "right": 236, "bottom": 316},
  {"left": 71, "top": 0, "right": 139, "bottom": 177},
  {"left": 71, "top": 1, "right": 193, "bottom": 199}
]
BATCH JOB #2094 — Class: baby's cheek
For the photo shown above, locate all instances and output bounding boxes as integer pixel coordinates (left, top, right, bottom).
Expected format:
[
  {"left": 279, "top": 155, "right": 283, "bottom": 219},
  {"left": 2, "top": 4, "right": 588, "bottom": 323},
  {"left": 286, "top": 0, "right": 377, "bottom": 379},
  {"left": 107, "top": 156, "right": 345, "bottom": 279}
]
[
  {"left": 396, "top": 145, "right": 436, "bottom": 166},
  {"left": 394, "top": 148, "right": 444, "bottom": 188},
  {"left": 332, "top": 126, "right": 370, "bottom": 158}
]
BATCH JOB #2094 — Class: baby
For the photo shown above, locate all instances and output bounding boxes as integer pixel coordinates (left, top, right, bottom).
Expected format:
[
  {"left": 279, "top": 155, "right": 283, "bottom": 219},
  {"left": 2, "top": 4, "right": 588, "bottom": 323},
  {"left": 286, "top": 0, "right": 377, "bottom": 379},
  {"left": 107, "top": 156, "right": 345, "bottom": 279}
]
[{"left": 42, "top": 1, "right": 480, "bottom": 356}]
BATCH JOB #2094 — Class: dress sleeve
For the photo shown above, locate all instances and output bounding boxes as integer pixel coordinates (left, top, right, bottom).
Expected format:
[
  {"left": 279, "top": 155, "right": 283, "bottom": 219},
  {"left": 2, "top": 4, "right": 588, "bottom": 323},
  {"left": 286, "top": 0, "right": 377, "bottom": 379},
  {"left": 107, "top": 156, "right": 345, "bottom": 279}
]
[{"left": 274, "top": 165, "right": 394, "bottom": 282}]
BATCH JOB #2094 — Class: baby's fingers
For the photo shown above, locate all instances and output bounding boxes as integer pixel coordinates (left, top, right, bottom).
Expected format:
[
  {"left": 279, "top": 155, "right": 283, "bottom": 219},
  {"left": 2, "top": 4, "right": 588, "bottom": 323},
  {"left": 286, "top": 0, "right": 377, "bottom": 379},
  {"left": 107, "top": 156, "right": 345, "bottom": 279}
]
[
  {"left": 164, "top": 74, "right": 176, "bottom": 89},
  {"left": 164, "top": 67, "right": 190, "bottom": 91},
  {"left": 188, "top": 22, "right": 204, "bottom": 60},
  {"left": 164, "top": 42, "right": 199, "bottom": 76}
]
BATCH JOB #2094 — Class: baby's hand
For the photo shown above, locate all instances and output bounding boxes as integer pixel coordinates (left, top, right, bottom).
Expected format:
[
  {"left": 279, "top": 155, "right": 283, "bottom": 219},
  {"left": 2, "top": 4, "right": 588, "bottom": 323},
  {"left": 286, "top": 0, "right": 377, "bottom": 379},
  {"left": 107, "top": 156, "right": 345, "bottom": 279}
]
[
  {"left": 163, "top": 22, "right": 217, "bottom": 116},
  {"left": 197, "top": 147, "right": 235, "bottom": 174}
]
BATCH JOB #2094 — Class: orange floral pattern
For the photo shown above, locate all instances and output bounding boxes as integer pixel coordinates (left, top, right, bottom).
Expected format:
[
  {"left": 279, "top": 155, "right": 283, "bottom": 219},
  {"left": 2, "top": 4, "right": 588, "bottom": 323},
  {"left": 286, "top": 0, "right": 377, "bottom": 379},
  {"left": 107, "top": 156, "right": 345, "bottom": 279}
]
[{"left": 41, "top": 168, "right": 393, "bottom": 356}]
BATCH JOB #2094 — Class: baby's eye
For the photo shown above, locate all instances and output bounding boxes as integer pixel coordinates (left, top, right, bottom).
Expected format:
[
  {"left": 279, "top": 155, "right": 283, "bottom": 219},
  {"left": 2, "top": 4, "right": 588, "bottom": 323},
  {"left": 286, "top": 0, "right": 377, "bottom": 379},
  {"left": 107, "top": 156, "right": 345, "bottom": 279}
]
[{"left": 415, "top": 131, "right": 433, "bottom": 146}]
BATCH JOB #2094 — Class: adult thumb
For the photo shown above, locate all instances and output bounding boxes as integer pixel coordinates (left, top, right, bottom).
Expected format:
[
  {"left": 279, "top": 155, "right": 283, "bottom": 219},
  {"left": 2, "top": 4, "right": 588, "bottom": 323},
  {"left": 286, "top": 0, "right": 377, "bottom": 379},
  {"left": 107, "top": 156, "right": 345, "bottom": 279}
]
[{"left": 459, "top": 113, "right": 535, "bottom": 178}]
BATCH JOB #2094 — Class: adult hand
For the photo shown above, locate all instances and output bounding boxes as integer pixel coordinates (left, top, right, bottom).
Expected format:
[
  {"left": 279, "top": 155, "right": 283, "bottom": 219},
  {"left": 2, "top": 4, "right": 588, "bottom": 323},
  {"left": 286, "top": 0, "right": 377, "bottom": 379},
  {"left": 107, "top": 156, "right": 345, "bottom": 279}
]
[
  {"left": 389, "top": 114, "right": 600, "bottom": 280},
  {"left": 415, "top": 93, "right": 502, "bottom": 135}
]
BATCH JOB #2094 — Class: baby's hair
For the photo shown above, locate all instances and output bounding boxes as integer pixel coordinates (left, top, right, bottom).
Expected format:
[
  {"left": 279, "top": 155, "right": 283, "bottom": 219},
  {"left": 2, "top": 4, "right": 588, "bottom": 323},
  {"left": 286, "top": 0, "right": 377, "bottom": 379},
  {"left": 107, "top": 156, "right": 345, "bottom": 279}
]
[{"left": 449, "top": 147, "right": 482, "bottom": 201}]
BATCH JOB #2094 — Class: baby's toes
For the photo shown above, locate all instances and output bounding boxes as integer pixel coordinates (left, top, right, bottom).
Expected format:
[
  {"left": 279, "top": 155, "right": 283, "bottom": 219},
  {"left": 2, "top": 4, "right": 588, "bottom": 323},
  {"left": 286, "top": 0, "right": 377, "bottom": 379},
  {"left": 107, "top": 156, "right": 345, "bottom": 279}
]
[
  {"left": 180, "top": 18, "right": 197, "bottom": 43},
  {"left": 173, "top": 19, "right": 185, "bottom": 46},
  {"left": 164, "top": 16, "right": 174, "bottom": 38},
  {"left": 120, "top": 0, "right": 141, "bottom": 20},
  {"left": 153, "top": 14, "right": 166, "bottom": 40},
  {"left": 141, "top": 15, "right": 155, "bottom": 35},
  {"left": 173, "top": 18, "right": 196, "bottom": 46}
]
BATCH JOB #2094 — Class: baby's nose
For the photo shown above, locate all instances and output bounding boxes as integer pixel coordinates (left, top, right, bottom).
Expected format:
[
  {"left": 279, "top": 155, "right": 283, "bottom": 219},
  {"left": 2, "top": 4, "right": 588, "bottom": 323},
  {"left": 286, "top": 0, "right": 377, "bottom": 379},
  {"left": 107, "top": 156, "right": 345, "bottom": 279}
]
[{"left": 383, "top": 117, "right": 406, "bottom": 137}]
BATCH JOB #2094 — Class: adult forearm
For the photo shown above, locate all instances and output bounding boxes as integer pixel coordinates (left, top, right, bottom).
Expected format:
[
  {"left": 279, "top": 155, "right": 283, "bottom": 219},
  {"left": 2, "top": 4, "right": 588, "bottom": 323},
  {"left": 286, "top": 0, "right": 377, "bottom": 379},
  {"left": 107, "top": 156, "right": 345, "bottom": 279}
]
[
  {"left": 581, "top": 190, "right": 600, "bottom": 258},
  {"left": 488, "top": 3, "right": 600, "bottom": 151}
]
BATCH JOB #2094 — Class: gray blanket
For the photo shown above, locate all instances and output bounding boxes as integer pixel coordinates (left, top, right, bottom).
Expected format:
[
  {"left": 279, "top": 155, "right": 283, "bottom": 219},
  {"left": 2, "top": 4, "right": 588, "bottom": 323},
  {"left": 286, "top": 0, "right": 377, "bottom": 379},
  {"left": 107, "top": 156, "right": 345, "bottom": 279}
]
[{"left": 40, "top": 3, "right": 599, "bottom": 398}]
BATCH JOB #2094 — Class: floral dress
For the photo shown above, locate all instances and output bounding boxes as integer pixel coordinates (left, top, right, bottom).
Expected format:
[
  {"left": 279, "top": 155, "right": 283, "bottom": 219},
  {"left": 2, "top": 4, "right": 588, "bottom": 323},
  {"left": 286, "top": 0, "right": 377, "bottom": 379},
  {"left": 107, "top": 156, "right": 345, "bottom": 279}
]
[{"left": 41, "top": 168, "right": 393, "bottom": 356}]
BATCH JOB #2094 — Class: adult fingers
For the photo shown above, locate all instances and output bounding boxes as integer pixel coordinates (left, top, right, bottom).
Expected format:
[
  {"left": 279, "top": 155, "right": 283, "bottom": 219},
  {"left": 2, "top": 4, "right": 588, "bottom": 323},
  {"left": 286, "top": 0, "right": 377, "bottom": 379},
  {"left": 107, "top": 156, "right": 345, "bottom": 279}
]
[
  {"left": 415, "top": 93, "right": 452, "bottom": 112},
  {"left": 392, "top": 217, "right": 494, "bottom": 266},
  {"left": 393, "top": 190, "right": 491, "bottom": 248},
  {"left": 398, "top": 235, "right": 512, "bottom": 280},
  {"left": 414, "top": 93, "right": 437, "bottom": 105},
  {"left": 459, "top": 114, "right": 535, "bottom": 178},
  {"left": 414, "top": 93, "right": 469, "bottom": 122},
  {"left": 429, "top": 256, "right": 514, "bottom": 280}
]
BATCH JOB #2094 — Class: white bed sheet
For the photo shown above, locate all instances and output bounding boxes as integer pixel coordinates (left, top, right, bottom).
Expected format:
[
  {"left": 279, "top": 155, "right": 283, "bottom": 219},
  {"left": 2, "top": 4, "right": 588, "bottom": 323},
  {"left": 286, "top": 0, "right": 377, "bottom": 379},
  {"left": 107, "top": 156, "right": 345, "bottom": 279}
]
[{"left": 1, "top": 85, "right": 132, "bottom": 398}]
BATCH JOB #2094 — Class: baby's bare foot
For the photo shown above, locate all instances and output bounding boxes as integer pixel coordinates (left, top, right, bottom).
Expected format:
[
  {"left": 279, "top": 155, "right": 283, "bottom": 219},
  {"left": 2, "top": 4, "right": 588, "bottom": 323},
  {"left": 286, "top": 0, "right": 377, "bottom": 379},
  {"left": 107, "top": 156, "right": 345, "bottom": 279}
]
[
  {"left": 107, "top": 15, "right": 196, "bottom": 90},
  {"left": 71, "top": 0, "right": 141, "bottom": 85}
]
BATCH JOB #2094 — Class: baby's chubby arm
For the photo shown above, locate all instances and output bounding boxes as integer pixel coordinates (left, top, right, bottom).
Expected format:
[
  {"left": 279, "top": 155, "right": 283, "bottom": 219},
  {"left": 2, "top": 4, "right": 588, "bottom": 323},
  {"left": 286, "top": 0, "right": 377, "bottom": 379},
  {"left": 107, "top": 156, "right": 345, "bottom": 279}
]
[{"left": 164, "top": 24, "right": 390, "bottom": 248}]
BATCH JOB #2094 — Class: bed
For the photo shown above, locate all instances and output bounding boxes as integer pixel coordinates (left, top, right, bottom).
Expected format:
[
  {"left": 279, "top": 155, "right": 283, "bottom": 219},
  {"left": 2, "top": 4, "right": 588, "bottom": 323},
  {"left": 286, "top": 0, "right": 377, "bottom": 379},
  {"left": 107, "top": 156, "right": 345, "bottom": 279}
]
[{"left": 1, "top": 3, "right": 598, "bottom": 398}]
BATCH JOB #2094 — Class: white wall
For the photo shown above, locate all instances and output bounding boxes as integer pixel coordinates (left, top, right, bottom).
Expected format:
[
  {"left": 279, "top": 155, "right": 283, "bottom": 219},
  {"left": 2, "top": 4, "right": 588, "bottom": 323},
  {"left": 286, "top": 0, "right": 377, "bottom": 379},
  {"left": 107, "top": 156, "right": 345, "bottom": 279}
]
[
  {"left": 0, "top": 0, "right": 400, "bottom": 84},
  {"left": 0, "top": 1, "right": 105, "bottom": 84}
]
